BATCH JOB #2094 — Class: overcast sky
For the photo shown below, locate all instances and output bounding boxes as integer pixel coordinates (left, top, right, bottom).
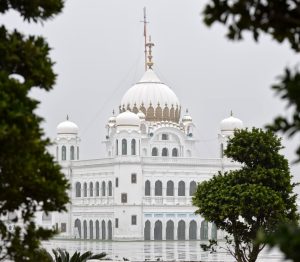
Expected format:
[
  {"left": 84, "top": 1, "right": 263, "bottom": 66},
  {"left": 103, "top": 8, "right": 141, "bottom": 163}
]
[{"left": 2, "top": 0, "right": 299, "bottom": 190}]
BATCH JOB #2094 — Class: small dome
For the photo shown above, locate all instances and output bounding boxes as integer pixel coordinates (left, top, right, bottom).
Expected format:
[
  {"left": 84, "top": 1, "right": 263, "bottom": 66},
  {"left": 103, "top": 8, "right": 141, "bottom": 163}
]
[
  {"left": 137, "top": 111, "right": 146, "bottom": 120},
  {"left": 182, "top": 109, "right": 192, "bottom": 124},
  {"left": 116, "top": 110, "right": 140, "bottom": 127},
  {"left": 220, "top": 115, "right": 243, "bottom": 131},
  {"left": 57, "top": 119, "right": 79, "bottom": 134},
  {"left": 108, "top": 115, "right": 116, "bottom": 127}
]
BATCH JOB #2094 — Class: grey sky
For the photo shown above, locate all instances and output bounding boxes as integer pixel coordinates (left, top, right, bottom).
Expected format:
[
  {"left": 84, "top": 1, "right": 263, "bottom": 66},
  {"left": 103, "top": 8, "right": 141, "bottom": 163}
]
[{"left": 2, "top": 0, "right": 299, "bottom": 189}]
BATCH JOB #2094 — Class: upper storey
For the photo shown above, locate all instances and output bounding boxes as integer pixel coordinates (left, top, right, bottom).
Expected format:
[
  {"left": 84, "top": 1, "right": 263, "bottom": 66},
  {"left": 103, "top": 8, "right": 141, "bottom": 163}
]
[{"left": 120, "top": 69, "right": 181, "bottom": 123}]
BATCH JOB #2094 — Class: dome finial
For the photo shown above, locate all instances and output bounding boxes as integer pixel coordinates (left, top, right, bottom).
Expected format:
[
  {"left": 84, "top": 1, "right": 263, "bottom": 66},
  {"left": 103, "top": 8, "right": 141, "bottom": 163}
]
[
  {"left": 230, "top": 110, "right": 233, "bottom": 117},
  {"left": 112, "top": 109, "right": 115, "bottom": 115},
  {"left": 146, "top": 35, "right": 154, "bottom": 70},
  {"left": 66, "top": 114, "right": 69, "bottom": 121}
]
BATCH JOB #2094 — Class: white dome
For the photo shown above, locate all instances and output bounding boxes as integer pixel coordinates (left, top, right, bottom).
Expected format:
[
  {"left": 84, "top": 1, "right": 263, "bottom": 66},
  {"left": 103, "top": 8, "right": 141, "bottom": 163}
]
[
  {"left": 120, "top": 69, "right": 181, "bottom": 122},
  {"left": 108, "top": 115, "right": 116, "bottom": 126},
  {"left": 57, "top": 120, "right": 79, "bottom": 134},
  {"left": 220, "top": 116, "right": 243, "bottom": 131},
  {"left": 116, "top": 110, "right": 140, "bottom": 127}
]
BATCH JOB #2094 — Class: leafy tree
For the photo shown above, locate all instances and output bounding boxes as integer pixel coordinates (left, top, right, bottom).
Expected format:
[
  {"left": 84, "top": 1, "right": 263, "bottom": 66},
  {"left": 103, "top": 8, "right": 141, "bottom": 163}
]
[
  {"left": 193, "top": 128, "right": 298, "bottom": 262},
  {"left": 0, "top": 0, "right": 69, "bottom": 261},
  {"left": 51, "top": 248, "right": 107, "bottom": 262},
  {"left": 202, "top": 0, "right": 300, "bottom": 162}
]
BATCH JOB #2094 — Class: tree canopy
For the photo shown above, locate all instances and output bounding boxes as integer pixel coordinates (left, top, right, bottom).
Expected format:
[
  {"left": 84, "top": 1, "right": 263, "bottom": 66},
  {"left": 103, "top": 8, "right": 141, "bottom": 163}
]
[
  {"left": 193, "top": 128, "right": 298, "bottom": 262},
  {"left": 202, "top": 0, "right": 300, "bottom": 163},
  {"left": 0, "top": 0, "right": 68, "bottom": 261}
]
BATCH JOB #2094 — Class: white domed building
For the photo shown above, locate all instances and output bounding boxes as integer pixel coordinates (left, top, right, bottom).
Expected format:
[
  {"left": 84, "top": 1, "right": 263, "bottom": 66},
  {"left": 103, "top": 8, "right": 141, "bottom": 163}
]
[{"left": 40, "top": 53, "right": 244, "bottom": 241}]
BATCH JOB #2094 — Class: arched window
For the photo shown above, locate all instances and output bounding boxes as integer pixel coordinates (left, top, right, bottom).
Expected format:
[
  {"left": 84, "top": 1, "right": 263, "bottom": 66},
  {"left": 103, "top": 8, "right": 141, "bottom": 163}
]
[
  {"left": 162, "top": 148, "right": 168, "bottom": 157},
  {"left": 131, "top": 139, "right": 136, "bottom": 155},
  {"left": 166, "top": 181, "right": 174, "bottom": 196},
  {"left": 178, "top": 220, "right": 186, "bottom": 240},
  {"left": 83, "top": 182, "right": 87, "bottom": 197},
  {"left": 70, "top": 146, "right": 75, "bottom": 160},
  {"left": 96, "top": 182, "right": 99, "bottom": 197},
  {"left": 102, "top": 181, "right": 106, "bottom": 196},
  {"left": 83, "top": 220, "right": 87, "bottom": 239},
  {"left": 201, "top": 220, "right": 208, "bottom": 240},
  {"left": 122, "top": 139, "right": 127, "bottom": 155},
  {"left": 108, "top": 220, "right": 112, "bottom": 240},
  {"left": 101, "top": 220, "right": 106, "bottom": 240},
  {"left": 166, "top": 220, "right": 174, "bottom": 240},
  {"left": 172, "top": 148, "right": 178, "bottom": 157},
  {"left": 89, "top": 220, "right": 93, "bottom": 239},
  {"left": 95, "top": 220, "right": 100, "bottom": 239},
  {"left": 62, "top": 146, "right": 66, "bottom": 161},
  {"left": 178, "top": 181, "right": 185, "bottom": 196},
  {"left": 189, "top": 181, "right": 197, "bottom": 196},
  {"left": 75, "top": 182, "right": 81, "bottom": 197},
  {"left": 108, "top": 181, "right": 112, "bottom": 196},
  {"left": 116, "top": 140, "right": 118, "bottom": 155},
  {"left": 77, "top": 146, "right": 79, "bottom": 160},
  {"left": 89, "top": 182, "right": 93, "bottom": 197},
  {"left": 152, "top": 147, "right": 158, "bottom": 156},
  {"left": 220, "top": 143, "right": 224, "bottom": 158},
  {"left": 145, "top": 180, "right": 151, "bottom": 196},
  {"left": 155, "top": 180, "right": 162, "bottom": 196},
  {"left": 144, "top": 220, "right": 151, "bottom": 240},
  {"left": 154, "top": 220, "right": 162, "bottom": 240},
  {"left": 162, "top": 134, "right": 168, "bottom": 140},
  {"left": 74, "top": 219, "right": 81, "bottom": 238},
  {"left": 189, "top": 220, "right": 197, "bottom": 240}
]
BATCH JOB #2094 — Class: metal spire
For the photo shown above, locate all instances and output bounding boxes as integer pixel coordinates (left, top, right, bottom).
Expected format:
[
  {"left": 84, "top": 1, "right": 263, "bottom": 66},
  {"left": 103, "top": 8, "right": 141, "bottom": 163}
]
[
  {"left": 146, "top": 35, "right": 154, "bottom": 69},
  {"left": 141, "top": 7, "right": 149, "bottom": 71}
]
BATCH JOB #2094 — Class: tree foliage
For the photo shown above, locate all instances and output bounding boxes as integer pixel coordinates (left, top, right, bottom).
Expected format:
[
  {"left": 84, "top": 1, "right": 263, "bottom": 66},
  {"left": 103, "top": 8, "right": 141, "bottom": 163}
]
[
  {"left": 0, "top": 0, "right": 69, "bottom": 261},
  {"left": 51, "top": 248, "right": 107, "bottom": 262},
  {"left": 202, "top": 0, "right": 300, "bottom": 162},
  {"left": 193, "top": 128, "right": 298, "bottom": 262}
]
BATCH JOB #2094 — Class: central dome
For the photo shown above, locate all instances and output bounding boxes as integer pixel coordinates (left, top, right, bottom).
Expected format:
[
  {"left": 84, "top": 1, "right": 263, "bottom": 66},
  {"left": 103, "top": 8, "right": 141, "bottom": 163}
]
[{"left": 120, "top": 69, "right": 181, "bottom": 123}]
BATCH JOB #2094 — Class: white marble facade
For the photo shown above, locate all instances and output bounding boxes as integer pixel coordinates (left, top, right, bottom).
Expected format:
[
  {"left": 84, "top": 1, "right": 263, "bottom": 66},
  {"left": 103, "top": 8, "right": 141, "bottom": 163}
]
[{"left": 37, "top": 68, "right": 244, "bottom": 241}]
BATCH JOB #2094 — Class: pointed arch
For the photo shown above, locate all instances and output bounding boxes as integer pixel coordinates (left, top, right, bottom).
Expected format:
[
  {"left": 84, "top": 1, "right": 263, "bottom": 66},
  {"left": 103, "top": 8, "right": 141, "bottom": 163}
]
[
  {"left": 89, "top": 220, "right": 93, "bottom": 239},
  {"left": 189, "top": 220, "right": 197, "bottom": 240},
  {"left": 96, "top": 182, "right": 100, "bottom": 197},
  {"left": 108, "top": 181, "right": 112, "bottom": 196},
  {"left": 62, "top": 146, "right": 66, "bottom": 161},
  {"left": 96, "top": 220, "right": 100, "bottom": 240},
  {"left": 83, "top": 220, "right": 87, "bottom": 239},
  {"left": 144, "top": 220, "right": 151, "bottom": 240},
  {"left": 189, "top": 181, "right": 197, "bottom": 196},
  {"left": 155, "top": 180, "right": 162, "bottom": 196},
  {"left": 178, "top": 181, "right": 185, "bottom": 196},
  {"left": 201, "top": 220, "right": 208, "bottom": 240},
  {"left": 122, "top": 139, "right": 127, "bottom": 155},
  {"left": 166, "top": 180, "right": 174, "bottom": 196},
  {"left": 166, "top": 220, "right": 174, "bottom": 240},
  {"left": 172, "top": 148, "right": 178, "bottom": 157},
  {"left": 178, "top": 220, "right": 186, "bottom": 240},
  {"left": 89, "top": 182, "right": 93, "bottom": 197},
  {"left": 145, "top": 180, "right": 151, "bottom": 196},
  {"left": 152, "top": 147, "right": 158, "bottom": 156},
  {"left": 74, "top": 219, "right": 81, "bottom": 238},
  {"left": 70, "top": 146, "right": 75, "bottom": 160},
  {"left": 75, "top": 182, "right": 81, "bottom": 197},
  {"left": 102, "top": 181, "right": 106, "bottom": 196},
  {"left": 131, "top": 139, "right": 136, "bottom": 155},
  {"left": 108, "top": 220, "right": 112, "bottom": 240},
  {"left": 154, "top": 220, "right": 162, "bottom": 240},
  {"left": 102, "top": 220, "right": 106, "bottom": 240}
]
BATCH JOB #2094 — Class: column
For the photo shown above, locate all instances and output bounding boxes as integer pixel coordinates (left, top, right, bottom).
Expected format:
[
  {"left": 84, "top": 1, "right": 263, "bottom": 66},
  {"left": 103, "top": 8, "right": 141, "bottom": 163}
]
[{"left": 174, "top": 220, "right": 178, "bottom": 240}]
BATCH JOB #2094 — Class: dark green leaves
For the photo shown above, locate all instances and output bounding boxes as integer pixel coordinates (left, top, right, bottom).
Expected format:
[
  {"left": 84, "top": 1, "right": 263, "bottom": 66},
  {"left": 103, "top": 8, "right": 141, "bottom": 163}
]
[{"left": 193, "top": 128, "right": 298, "bottom": 262}]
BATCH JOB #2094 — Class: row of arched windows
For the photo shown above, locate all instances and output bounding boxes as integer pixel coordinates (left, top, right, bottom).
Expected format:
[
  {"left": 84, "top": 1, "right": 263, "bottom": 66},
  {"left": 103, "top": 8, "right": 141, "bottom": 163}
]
[
  {"left": 152, "top": 147, "right": 178, "bottom": 157},
  {"left": 144, "top": 220, "right": 217, "bottom": 240},
  {"left": 75, "top": 181, "right": 112, "bottom": 197},
  {"left": 116, "top": 139, "right": 137, "bottom": 156},
  {"left": 145, "top": 180, "right": 197, "bottom": 196},
  {"left": 74, "top": 219, "right": 112, "bottom": 240},
  {"left": 60, "top": 145, "right": 79, "bottom": 161}
]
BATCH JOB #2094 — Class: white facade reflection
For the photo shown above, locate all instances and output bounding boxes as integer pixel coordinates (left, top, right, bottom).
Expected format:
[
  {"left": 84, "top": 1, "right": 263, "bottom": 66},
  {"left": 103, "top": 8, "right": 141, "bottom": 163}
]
[{"left": 43, "top": 240, "right": 287, "bottom": 262}]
